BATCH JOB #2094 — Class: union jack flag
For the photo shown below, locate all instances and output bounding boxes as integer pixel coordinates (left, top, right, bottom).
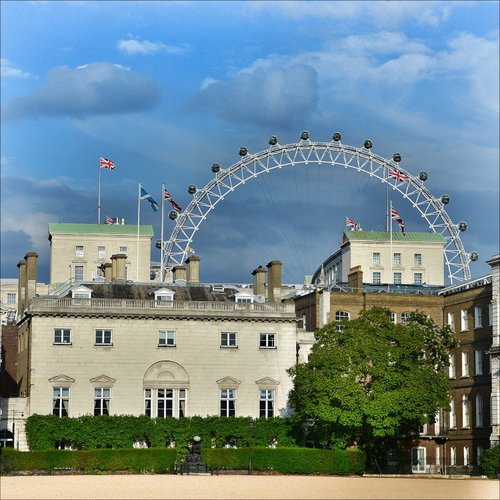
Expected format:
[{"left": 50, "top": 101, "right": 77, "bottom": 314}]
[
  {"left": 99, "top": 157, "right": 116, "bottom": 170},
  {"left": 105, "top": 216, "right": 114, "bottom": 225},
  {"left": 391, "top": 208, "right": 405, "bottom": 234},
  {"left": 164, "top": 188, "right": 182, "bottom": 213},
  {"left": 346, "top": 217, "right": 360, "bottom": 230},
  {"left": 388, "top": 169, "right": 409, "bottom": 182}
]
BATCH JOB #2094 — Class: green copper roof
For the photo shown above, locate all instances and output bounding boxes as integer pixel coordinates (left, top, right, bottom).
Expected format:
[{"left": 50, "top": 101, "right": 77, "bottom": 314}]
[
  {"left": 344, "top": 231, "right": 446, "bottom": 243},
  {"left": 48, "top": 223, "right": 154, "bottom": 237}
]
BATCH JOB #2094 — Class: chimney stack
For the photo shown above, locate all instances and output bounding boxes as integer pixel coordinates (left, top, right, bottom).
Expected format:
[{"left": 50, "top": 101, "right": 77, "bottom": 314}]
[
  {"left": 348, "top": 266, "right": 363, "bottom": 293},
  {"left": 110, "top": 254, "right": 127, "bottom": 282},
  {"left": 266, "top": 260, "right": 282, "bottom": 303},
  {"left": 25, "top": 252, "right": 38, "bottom": 307},
  {"left": 17, "top": 259, "right": 26, "bottom": 316},
  {"left": 186, "top": 256, "right": 200, "bottom": 284},
  {"left": 103, "top": 263, "right": 113, "bottom": 281},
  {"left": 252, "top": 265, "right": 266, "bottom": 296},
  {"left": 172, "top": 265, "right": 186, "bottom": 283}
]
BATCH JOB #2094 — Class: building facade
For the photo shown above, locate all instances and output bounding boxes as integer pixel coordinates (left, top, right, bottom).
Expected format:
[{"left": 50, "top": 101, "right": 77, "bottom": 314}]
[
  {"left": 48, "top": 223, "right": 154, "bottom": 285},
  {"left": 312, "top": 231, "right": 446, "bottom": 288}
]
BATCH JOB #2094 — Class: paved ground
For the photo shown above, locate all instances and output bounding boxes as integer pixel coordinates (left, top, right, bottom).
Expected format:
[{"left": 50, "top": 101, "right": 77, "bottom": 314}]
[{"left": 1, "top": 474, "right": 499, "bottom": 500}]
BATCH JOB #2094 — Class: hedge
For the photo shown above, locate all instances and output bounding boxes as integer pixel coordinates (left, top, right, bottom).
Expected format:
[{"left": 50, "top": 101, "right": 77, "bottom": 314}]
[
  {"left": 1, "top": 447, "right": 365, "bottom": 476},
  {"left": 25, "top": 414, "right": 297, "bottom": 451},
  {"left": 0, "top": 448, "right": 177, "bottom": 474},
  {"left": 480, "top": 443, "right": 500, "bottom": 479}
]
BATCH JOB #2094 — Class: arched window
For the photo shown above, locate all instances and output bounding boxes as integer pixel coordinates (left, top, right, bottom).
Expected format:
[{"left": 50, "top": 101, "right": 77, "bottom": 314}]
[{"left": 335, "top": 311, "right": 350, "bottom": 332}]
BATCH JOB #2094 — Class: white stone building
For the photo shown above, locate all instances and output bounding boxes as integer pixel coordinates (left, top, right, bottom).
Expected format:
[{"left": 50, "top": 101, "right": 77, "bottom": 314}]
[{"left": 312, "top": 231, "right": 446, "bottom": 288}]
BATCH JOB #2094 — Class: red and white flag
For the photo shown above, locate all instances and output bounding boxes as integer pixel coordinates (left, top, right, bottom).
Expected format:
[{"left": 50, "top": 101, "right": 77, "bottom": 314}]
[
  {"left": 105, "top": 216, "right": 114, "bottom": 225},
  {"left": 388, "top": 169, "right": 409, "bottom": 182},
  {"left": 346, "top": 217, "right": 360, "bottom": 230},
  {"left": 99, "top": 157, "right": 116, "bottom": 170},
  {"left": 391, "top": 208, "right": 405, "bottom": 234},
  {"left": 164, "top": 188, "right": 182, "bottom": 213}
]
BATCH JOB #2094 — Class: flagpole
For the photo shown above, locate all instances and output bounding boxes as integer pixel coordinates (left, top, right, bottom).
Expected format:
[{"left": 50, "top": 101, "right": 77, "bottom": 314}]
[
  {"left": 98, "top": 161, "right": 102, "bottom": 224},
  {"left": 160, "top": 184, "right": 165, "bottom": 283},
  {"left": 390, "top": 200, "right": 393, "bottom": 283},
  {"left": 137, "top": 183, "right": 141, "bottom": 282}
]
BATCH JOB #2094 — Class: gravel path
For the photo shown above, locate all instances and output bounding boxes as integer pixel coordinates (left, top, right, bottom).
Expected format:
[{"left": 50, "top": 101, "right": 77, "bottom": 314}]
[{"left": 1, "top": 474, "right": 499, "bottom": 500}]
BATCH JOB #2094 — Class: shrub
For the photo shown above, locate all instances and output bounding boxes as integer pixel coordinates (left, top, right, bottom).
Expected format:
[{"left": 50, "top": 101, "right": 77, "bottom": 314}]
[{"left": 480, "top": 444, "right": 500, "bottom": 479}]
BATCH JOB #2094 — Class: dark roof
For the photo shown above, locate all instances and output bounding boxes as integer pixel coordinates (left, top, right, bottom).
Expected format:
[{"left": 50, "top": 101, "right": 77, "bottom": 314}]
[{"left": 83, "top": 282, "right": 239, "bottom": 302}]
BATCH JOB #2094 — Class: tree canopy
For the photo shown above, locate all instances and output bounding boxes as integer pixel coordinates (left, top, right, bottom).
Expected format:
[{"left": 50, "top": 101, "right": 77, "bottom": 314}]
[{"left": 288, "top": 307, "right": 458, "bottom": 449}]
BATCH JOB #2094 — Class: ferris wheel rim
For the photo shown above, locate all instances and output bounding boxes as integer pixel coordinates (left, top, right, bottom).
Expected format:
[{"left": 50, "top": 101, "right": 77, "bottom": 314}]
[{"left": 164, "top": 138, "right": 474, "bottom": 283}]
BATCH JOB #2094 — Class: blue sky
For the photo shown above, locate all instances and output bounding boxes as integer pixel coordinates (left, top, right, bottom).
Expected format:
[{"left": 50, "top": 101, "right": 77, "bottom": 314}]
[{"left": 1, "top": 1, "right": 498, "bottom": 284}]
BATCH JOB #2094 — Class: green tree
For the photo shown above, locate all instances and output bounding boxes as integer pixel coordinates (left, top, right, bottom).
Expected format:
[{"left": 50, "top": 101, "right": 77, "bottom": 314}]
[{"left": 288, "top": 307, "right": 457, "bottom": 450}]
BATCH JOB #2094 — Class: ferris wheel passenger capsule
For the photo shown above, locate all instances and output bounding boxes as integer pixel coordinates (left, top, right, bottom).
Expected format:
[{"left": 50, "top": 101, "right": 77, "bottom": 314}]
[
  {"left": 332, "top": 132, "right": 341, "bottom": 142},
  {"left": 419, "top": 172, "right": 428, "bottom": 181},
  {"left": 441, "top": 194, "right": 450, "bottom": 204},
  {"left": 363, "top": 139, "right": 373, "bottom": 149},
  {"left": 169, "top": 210, "right": 178, "bottom": 220},
  {"left": 470, "top": 252, "right": 479, "bottom": 262},
  {"left": 269, "top": 136, "right": 278, "bottom": 146},
  {"left": 239, "top": 147, "right": 248, "bottom": 156},
  {"left": 458, "top": 221, "right": 468, "bottom": 232},
  {"left": 300, "top": 131, "right": 309, "bottom": 140},
  {"left": 393, "top": 153, "right": 401, "bottom": 162},
  {"left": 188, "top": 185, "right": 197, "bottom": 195},
  {"left": 211, "top": 163, "right": 221, "bottom": 173}
]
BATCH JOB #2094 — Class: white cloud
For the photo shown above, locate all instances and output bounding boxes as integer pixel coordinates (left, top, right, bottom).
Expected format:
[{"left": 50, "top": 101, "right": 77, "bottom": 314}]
[
  {"left": 117, "top": 39, "right": 189, "bottom": 56},
  {"left": 3, "top": 62, "right": 160, "bottom": 121},
  {"left": 1, "top": 58, "right": 33, "bottom": 79}
]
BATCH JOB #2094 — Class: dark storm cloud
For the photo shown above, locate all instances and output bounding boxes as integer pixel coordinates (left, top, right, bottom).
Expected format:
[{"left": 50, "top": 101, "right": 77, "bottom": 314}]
[
  {"left": 3, "top": 62, "right": 160, "bottom": 121},
  {"left": 186, "top": 64, "right": 319, "bottom": 129}
]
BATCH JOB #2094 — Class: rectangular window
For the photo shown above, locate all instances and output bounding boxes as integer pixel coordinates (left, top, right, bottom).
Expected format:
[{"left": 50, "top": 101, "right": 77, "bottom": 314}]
[
  {"left": 447, "top": 312, "right": 455, "bottom": 331},
  {"left": 119, "top": 246, "right": 127, "bottom": 254},
  {"left": 475, "top": 349, "right": 483, "bottom": 375},
  {"left": 401, "top": 312, "right": 410, "bottom": 324},
  {"left": 335, "top": 311, "right": 350, "bottom": 332},
  {"left": 474, "top": 306, "right": 482, "bottom": 328},
  {"left": 476, "top": 446, "right": 483, "bottom": 466},
  {"left": 259, "top": 333, "right": 276, "bottom": 348},
  {"left": 74, "top": 265, "right": 84, "bottom": 281},
  {"left": 414, "top": 253, "right": 422, "bottom": 266},
  {"left": 390, "top": 312, "right": 397, "bottom": 325},
  {"left": 460, "top": 309, "right": 468, "bottom": 331},
  {"left": 178, "top": 389, "right": 187, "bottom": 418},
  {"left": 97, "top": 246, "right": 106, "bottom": 259},
  {"left": 393, "top": 272, "right": 402, "bottom": 285},
  {"left": 221, "top": 332, "right": 237, "bottom": 348},
  {"left": 450, "top": 447, "right": 456, "bottom": 466},
  {"left": 463, "top": 447, "right": 470, "bottom": 466},
  {"left": 462, "top": 395, "right": 470, "bottom": 428},
  {"left": 94, "top": 387, "right": 110, "bottom": 416},
  {"left": 259, "top": 389, "right": 275, "bottom": 418},
  {"left": 144, "top": 389, "right": 152, "bottom": 417},
  {"left": 6, "top": 293, "right": 16, "bottom": 304},
  {"left": 75, "top": 245, "right": 84, "bottom": 258},
  {"left": 449, "top": 400, "right": 456, "bottom": 428},
  {"left": 157, "top": 389, "right": 174, "bottom": 418},
  {"left": 220, "top": 389, "right": 236, "bottom": 417},
  {"left": 54, "top": 328, "right": 71, "bottom": 344},
  {"left": 372, "top": 272, "right": 381, "bottom": 284},
  {"left": 158, "top": 330, "right": 176, "bottom": 347},
  {"left": 372, "top": 252, "right": 381, "bottom": 265},
  {"left": 449, "top": 354, "right": 456, "bottom": 378},
  {"left": 475, "top": 394, "right": 483, "bottom": 427},
  {"left": 414, "top": 273, "right": 423, "bottom": 285},
  {"left": 393, "top": 253, "right": 401, "bottom": 265},
  {"left": 53, "top": 387, "right": 69, "bottom": 417},
  {"left": 95, "top": 329, "right": 112, "bottom": 345},
  {"left": 461, "top": 351, "right": 469, "bottom": 377}
]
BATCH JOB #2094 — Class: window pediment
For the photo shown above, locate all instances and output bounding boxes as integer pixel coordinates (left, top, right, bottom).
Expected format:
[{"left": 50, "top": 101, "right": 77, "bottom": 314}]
[
  {"left": 49, "top": 374, "right": 75, "bottom": 384},
  {"left": 90, "top": 375, "right": 116, "bottom": 385},
  {"left": 255, "top": 377, "right": 279, "bottom": 388},
  {"left": 216, "top": 376, "right": 241, "bottom": 388}
]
